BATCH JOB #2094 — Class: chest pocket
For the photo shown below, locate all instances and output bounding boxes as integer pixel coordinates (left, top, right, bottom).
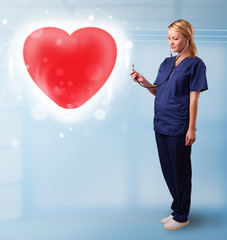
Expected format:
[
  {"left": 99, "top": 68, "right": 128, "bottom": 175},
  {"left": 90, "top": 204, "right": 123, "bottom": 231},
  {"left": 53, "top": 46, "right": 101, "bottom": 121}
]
[
  {"left": 155, "top": 68, "right": 172, "bottom": 86},
  {"left": 169, "top": 70, "right": 191, "bottom": 96}
]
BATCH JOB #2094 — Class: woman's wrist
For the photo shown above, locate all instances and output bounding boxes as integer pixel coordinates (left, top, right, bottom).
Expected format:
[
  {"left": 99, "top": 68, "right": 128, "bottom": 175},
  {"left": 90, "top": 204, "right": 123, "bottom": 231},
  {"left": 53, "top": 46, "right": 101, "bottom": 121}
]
[
  {"left": 188, "top": 127, "right": 196, "bottom": 131},
  {"left": 142, "top": 79, "right": 153, "bottom": 87}
]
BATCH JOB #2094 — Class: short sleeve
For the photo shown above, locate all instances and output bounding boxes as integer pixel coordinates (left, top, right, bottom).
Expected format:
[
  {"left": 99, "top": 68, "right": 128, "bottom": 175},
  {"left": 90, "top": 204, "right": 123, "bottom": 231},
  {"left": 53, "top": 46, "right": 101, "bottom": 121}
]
[{"left": 190, "top": 59, "right": 208, "bottom": 92}]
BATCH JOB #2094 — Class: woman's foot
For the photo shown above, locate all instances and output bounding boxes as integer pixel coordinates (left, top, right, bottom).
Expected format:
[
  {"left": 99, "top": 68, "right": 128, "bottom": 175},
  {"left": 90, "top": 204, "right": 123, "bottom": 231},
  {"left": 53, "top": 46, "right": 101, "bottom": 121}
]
[
  {"left": 160, "top": 215, "right": 173, "bottom": 224},
  {"left": 163, "top": 219, "right": 189, "bottom": 230}
]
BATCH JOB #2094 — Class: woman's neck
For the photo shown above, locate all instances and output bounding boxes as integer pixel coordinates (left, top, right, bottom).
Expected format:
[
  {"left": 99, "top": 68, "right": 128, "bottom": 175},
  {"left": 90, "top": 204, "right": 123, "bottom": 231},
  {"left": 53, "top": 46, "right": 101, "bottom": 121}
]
[
  {"left": 177, "top": 48, "right": 190, "bottom": 59},
  {"left": 175, "top": 49, "right": 190, "bottom": 66}
]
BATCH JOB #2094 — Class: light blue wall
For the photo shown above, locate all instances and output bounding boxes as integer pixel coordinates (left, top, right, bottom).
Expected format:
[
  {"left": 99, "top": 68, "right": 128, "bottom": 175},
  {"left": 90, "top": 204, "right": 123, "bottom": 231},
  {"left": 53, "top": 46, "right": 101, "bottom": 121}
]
[{"left": 0, "top": 0, "right": 226, "bottom": 239}]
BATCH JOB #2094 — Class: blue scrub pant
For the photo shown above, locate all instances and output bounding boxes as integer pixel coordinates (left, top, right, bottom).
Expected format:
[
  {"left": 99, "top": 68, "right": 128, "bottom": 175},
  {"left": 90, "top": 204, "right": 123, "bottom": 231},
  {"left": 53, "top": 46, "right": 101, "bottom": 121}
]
[{"left": 155, "top": 132, "right": 192, "bottom": 223}]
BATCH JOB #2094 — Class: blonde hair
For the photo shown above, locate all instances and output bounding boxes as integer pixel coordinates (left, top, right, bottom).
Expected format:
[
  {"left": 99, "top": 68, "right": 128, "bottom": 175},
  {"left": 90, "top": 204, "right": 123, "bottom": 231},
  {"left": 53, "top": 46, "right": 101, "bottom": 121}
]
[{"left": 168, "top": 19, "right": 197, "bottom": 58}]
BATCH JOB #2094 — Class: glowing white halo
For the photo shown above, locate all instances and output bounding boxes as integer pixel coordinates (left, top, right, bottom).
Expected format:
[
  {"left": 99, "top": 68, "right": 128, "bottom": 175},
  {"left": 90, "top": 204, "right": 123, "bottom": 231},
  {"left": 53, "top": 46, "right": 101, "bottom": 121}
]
[{"left": 8, "top": 10, "right": 131, "bottom": 123}]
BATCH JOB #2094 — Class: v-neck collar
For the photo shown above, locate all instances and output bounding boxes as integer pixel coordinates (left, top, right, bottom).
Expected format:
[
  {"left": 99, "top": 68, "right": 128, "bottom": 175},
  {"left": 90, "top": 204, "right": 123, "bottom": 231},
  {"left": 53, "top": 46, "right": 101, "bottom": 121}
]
[{"left": 174, "top": 56, "right": 189, "bottom": 68}]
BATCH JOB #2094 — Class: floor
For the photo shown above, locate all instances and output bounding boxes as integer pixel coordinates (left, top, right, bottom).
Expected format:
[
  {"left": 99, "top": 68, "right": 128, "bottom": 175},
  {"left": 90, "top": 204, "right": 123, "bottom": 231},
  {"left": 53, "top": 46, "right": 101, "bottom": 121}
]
[{"left": 0, "top": 208, "right": 226, "bottom": 240}]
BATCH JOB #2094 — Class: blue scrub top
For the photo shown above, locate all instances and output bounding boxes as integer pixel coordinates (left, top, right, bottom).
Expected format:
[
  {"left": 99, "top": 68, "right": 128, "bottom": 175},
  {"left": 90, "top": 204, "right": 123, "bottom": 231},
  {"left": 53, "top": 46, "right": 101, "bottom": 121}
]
[{"left": 153, "top": 56, "right": 208, "bottom": 136}]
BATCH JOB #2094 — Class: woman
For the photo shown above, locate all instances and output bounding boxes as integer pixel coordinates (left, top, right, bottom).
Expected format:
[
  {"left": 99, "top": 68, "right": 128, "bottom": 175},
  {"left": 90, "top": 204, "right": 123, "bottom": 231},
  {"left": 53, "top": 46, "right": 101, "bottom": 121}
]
[{"left": 130, "top": 19, "right": 208, "bottom": 230}]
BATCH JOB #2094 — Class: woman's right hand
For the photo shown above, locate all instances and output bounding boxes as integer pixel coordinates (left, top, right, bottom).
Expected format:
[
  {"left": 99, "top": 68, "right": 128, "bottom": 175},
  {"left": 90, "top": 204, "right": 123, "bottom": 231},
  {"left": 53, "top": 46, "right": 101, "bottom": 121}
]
[
  {"left": 130, "top": 69, "right": 146, "bottom": 84},
  {"left": 130, "top": 68, "right": 156, "bottom": 96}
]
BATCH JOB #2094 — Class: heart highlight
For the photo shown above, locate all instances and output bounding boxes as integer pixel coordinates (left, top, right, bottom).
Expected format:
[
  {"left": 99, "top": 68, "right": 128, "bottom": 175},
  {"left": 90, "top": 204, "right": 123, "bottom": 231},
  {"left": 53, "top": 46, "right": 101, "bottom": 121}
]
[{"left": 23, "top": 27, "right": 117, "bottom": 109}]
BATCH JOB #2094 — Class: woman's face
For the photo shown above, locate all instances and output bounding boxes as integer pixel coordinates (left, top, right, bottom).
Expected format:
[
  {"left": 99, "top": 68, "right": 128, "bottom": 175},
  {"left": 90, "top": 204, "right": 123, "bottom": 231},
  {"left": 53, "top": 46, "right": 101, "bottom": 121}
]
[{"left": 168, "top": 29, "right": 188, "bottom": 53}]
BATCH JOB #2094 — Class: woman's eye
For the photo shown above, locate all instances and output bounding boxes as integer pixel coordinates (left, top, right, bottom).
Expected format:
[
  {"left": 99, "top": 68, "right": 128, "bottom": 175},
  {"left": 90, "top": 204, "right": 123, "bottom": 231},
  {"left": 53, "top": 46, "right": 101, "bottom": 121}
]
[{"left": 174, "top": 38, "right": 179, "bottom": 40}]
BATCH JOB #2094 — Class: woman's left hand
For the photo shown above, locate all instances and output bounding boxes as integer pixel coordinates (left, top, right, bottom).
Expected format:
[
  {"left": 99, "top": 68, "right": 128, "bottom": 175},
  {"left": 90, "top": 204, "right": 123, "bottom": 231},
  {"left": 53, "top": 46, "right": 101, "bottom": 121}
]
[{"left": 185, "top": 128, "right": 196, "bottom": 146}]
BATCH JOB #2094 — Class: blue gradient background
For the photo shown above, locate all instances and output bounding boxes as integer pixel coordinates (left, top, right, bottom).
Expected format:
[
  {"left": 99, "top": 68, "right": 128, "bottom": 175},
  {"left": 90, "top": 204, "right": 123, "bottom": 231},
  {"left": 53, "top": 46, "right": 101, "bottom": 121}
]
[{"left": 0, "top": 0, "right": 226, "bottom": 239}]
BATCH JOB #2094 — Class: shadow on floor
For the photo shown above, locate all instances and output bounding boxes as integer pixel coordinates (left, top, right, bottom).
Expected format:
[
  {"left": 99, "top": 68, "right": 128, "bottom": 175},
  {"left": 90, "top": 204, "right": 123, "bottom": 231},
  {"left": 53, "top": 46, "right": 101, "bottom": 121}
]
[{"left": 189, "top": 209, "right": 227, "bottom": 228}]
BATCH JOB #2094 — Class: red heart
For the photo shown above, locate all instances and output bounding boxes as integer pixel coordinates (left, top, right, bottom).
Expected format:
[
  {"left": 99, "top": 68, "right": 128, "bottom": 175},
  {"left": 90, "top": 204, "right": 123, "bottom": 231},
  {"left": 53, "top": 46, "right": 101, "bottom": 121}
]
[{"left": 23, "top": 27, "right": 117, "bottom": 109}]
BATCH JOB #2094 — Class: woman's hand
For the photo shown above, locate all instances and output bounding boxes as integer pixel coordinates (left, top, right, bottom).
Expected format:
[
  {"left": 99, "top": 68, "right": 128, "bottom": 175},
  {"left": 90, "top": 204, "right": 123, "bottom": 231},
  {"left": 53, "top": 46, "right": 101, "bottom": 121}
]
[
  {"left": 130, "top": 70, "right": 146, "bottom": 83},
  {"left": 130, "top": 68, "right": 156, "bottom": 96},
  {"left": 185, "top": 128, "right": 196, "bottom": 146}
]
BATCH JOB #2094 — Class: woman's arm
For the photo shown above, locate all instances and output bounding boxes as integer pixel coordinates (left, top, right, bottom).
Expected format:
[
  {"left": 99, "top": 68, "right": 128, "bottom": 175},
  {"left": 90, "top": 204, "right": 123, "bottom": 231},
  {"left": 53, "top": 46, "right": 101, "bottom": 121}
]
[
  {"left": 130, "top": 70, "right": 156, "bottom": 96},
  {"left": 185, "top": 90, "right": 200, "bottom": 146}
]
